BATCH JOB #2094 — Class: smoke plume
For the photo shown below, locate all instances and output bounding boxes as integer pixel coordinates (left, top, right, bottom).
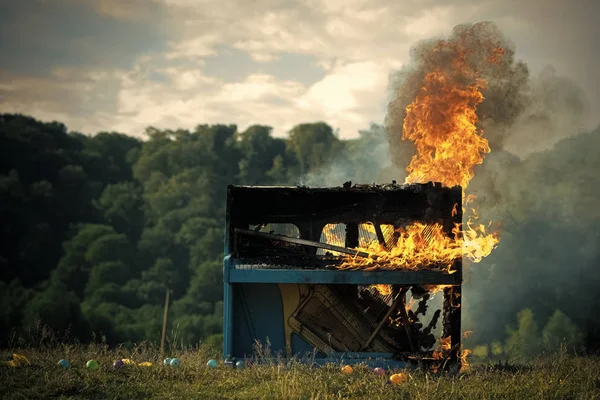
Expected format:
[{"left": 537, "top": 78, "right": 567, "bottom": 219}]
[
  {"left": 386, "top": 21, "right": 531, "bottom": 168},
  {"left": 300, "top": 20, "right": 600, "bottom": 353},
  {"left": 383, "top": 20, "right": 600, "bottom": 351}
]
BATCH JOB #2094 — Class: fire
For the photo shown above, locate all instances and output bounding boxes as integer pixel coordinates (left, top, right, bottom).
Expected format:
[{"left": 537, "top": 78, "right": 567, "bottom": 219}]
[
  {"left": 334, "top": 40, "right": 501, "bottom": 272},
  {"left": 401, "top": 40, "right": 501, "bottom": 263},
  {"left": 432, "top": 336, "right": 452, "bottom": 360},
  {"left": 340, "top": 222, "right": 461, "bottom": 272},
  {"left": 403, "top": 71, "right": 488, "bottom": 190},
  {"left": 338, "top": 220, "right": 498, "bottom": 272},
  {"left": 333, "top": 39, "right": 504, "bottom": 371},
  {"left": 321, "top": 223, "right": 345, "bottom": 256},
  {"left": 372, "top": 284, "right": 392, "bottom": 296},
  {"left": 459, "top": 348, "right": 472, "bottom": 372}
]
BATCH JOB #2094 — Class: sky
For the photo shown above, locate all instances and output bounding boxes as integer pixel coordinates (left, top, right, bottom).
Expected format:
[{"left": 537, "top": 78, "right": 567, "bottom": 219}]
[{"left": 0, "top": 0, "right": 598, "bottom": 139}]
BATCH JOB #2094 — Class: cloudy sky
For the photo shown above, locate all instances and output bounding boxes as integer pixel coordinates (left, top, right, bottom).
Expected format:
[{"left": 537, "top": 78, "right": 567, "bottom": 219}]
[{"left": 0, "top": 0, "right": 598, "bottom": 139}]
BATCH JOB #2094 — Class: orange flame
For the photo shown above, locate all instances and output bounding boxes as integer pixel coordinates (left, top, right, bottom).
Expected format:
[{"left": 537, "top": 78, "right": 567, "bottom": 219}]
[
  {"left": 337, "top": 221, "right": 498, "bottom": 271},
  {"left": 334, "top": 40, "right": 501, "bottom": 272},
  {"left": 459, "top": 348, "right": 472, "bottom": 372},
  {"left": 371, "top": 284, "right": 392, "bottom": 296},
  {"left": 403, "top": 71, "right": 488, "bottom": 190},
  {"left": 432, "top": 336, "right": 452, "bottom": 360},
  {"left": 401, "top": 41, "right": 501, "bottom": 263},
  {"left": 321, "top": 223, "right": 345, "bottom": 256}
]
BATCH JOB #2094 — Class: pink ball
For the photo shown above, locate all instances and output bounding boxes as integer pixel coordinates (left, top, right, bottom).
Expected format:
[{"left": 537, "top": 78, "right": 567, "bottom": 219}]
[{"left": 373, "top": 367, "right": 385, "bottom": 376}]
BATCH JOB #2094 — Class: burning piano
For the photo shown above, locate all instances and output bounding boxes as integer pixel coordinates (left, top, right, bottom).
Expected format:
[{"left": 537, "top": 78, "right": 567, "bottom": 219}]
[{"left": 222, "top": 182, "right": 463, "bottom": 371}]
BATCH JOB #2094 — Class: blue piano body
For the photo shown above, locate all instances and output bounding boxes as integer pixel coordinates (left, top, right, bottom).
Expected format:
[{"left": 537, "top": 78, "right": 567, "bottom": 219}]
[{"left": 222, "top": 182, "right": 463, "bottom": 370}]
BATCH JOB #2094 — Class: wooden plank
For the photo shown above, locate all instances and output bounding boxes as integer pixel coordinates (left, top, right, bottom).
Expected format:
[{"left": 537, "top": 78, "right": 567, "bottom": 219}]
[{"left": 235, "top": 228, "right": 373, "bottom": 258}]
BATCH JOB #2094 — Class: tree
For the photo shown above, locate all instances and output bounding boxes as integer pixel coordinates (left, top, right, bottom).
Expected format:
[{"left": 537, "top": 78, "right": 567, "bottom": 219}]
[
  {"left": 505, "top": 309, "right": 541, "bottom": 360},
  {"left": 22, "top": 281, "right": 89, "bottom": 340},
  {"left": 286, "top": 122, "right": 340, "bottom": 176},
  {"left": 236, "top": 125, "right": 288, "bottom": 184},
  {"left": 95, "top": 182, "right": 145, "bottom": 242},
  {"left": 542, "top": 309, "right": 585, "bottom": 353}
]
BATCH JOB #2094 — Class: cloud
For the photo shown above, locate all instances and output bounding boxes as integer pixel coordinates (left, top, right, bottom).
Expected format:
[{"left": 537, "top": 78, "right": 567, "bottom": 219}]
[
  {"left": 107, "top": 56, "right": 387, "bottom": 138},
  {"left": 297, "top": 61, "right": 390, "bottom": 131},
  {"left": 201, "top": 46, "right": 326, "bottom": 85},
  {"left": 0, "top": 67, "right": 123, "bottom": 133},
  {"left": 0, "top": 0, "right": 170, "bottom": 77},
  {"left": 87, "top": 0, "right": 166, "bottom": 21},
  {"left": 0, "top": 0, "right": 598, "bottom": 140}
]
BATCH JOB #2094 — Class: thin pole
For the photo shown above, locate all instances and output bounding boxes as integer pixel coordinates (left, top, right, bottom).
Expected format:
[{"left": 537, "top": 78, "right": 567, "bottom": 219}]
[
  {"left": 160, "top": 286, "right": 171, "bottom": 360},
  {"left": 235, "top": 228, "right": 373, "bottom": 258}
]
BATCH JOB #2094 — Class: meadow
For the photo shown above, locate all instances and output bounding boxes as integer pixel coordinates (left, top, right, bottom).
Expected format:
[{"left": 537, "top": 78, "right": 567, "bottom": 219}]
[{"left": 2, "top": 341, "right": 600, "bottom": 400}]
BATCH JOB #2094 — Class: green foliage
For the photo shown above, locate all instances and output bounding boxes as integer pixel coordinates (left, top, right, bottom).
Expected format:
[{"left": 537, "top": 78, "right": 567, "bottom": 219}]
[
  {"left": 235, "top": 125, "right": 289, "bottom": 184},
  {"left": 542, "top": 309, "right": 585, "bottom": 353},
  {"left": 95, "top": 182, "right": 144, "bottom": 241},
  {"left": 22, "top": 282, "right": 88, "bottom": 339},
  {"left": 287, "top": 122, "right": 341, "bottom": 176},
  {"left": 505, "top": 309, "right": 542, "bottom": 360},
  {"left": 2, "top": 112, "right": 600, "bottom": 358}
]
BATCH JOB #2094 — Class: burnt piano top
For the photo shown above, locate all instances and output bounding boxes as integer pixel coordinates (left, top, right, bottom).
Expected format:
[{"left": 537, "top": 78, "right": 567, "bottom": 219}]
[
  {"left": 226, "top": 182, "right": 462, "bottom": 225},
  {"left": 224, "top": 182, "right": 463, "bottom": 284}
]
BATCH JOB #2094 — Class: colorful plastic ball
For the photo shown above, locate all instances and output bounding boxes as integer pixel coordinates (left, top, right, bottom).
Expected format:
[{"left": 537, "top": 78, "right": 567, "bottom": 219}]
[
  {"left": 373, "top": 367, "right": 385, "bottom": 376},
  {"left": 57, "top": 359, "right": 70, "bottom": 369},
  {"left": 86, "top": 360, "right": 99, "bottom": 369},
  {"left": 207, "top": 359, "right": 218, "bottom": 368},
  {"left": 163, "top": 358, "right": 172, "bottom": 366},
  {"left": 235, "top": 360, "right": 245, "bottom": 369},
  {"left": 341, "top": 365, "right": 353, "bottom": 374},
  {"left": 113, "top": 359, "right": 124, "bottom": 368},
  {"left": 169, "top": 358, "right": 180, "bottom": 367},
  {"left": 390, "top": 372, "right": 408, "bottom": 384}
]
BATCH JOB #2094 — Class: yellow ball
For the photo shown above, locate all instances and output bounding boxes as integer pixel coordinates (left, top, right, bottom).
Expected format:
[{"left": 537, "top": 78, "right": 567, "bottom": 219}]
[
  {"left": 341, "top": 365, "right": 353, "bottom": 374},
  {"left": 390, "top": 372, "right": 408, "bottom": 384}
]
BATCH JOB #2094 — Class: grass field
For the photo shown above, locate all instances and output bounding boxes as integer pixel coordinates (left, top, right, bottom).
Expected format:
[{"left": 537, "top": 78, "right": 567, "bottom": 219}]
[{"left": 2, "top": 343, "right": 600, "bottom": 399}]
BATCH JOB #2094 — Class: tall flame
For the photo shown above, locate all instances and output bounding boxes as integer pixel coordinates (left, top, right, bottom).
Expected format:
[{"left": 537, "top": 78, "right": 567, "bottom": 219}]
[
  {"left": 338, "top": 40, "right": 501, "bottom": 274},
  {"left": 401, "top": 40, "right": 501, "bottom": 263},
  {"left": 340, "top": 31, "right": 507, "bottom": 368},
  {"left": 403, "top": 70, "right": 489, "bottom": 190}
]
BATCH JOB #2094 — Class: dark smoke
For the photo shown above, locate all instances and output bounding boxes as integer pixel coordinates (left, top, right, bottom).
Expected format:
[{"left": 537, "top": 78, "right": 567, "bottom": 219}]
[
  {"left": 385, "top": 21, "right": 532, "bottom": 170},
  {"left": 384, "top": 21, "right": 600, "bottom": 354}
]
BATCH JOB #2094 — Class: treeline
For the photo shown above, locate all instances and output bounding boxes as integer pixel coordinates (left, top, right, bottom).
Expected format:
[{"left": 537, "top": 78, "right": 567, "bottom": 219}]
[
  {"left": 0, "top": 114, "right": 386, "bottom": 348},
  {"left": 1, "top": 113, "right": 600, "bottom": 358}
]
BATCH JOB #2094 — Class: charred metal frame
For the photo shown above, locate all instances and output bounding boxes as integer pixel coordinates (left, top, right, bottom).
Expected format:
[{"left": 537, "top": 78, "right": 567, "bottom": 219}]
[{"left": 223, "top": 182, "right": 463, "bottom": 370}]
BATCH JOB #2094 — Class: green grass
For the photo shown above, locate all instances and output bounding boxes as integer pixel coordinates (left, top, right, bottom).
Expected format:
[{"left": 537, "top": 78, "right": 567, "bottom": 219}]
[{"left": 2, "top": 344, "right": 600, "bottom": 399}]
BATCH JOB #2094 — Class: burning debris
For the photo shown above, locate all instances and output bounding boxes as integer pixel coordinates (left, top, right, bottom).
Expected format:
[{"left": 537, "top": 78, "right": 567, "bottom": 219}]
[
  {"left": 380, "top": 22, "right": 510, "bottom": 368},
  {"left": 225, "top": 182, "right": 464, "bottom": 371},
  {"left": 224, "top": 22, "right": 511, "bottom": 373}
]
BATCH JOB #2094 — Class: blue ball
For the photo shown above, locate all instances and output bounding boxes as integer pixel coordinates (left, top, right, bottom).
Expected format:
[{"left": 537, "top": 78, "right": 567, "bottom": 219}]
[
  {"left": 235, "top": 360, "right": 244, "bottom": 369},
  {"left": 207, "top": 359, "right": 218, "bottom": 368},
  {"left": 57, "top": 359, "right": 70, "bottom": 369},
  {"left": 170, "top": 358, "right": 180, "bottom": 367},
  {"left": 163, "top": 357, "right": 172, "bottom": 366}
]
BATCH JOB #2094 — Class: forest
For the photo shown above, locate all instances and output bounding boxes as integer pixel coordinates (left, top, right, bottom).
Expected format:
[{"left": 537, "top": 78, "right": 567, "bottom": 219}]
[{"left": 1, "top": 112, "right": 599, "bottom": 360}]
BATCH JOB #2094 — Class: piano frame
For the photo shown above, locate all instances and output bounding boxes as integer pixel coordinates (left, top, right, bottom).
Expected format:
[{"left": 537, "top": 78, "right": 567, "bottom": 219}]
[{"left": 222, "top": 183, "right": 463, "bottom": 370}]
